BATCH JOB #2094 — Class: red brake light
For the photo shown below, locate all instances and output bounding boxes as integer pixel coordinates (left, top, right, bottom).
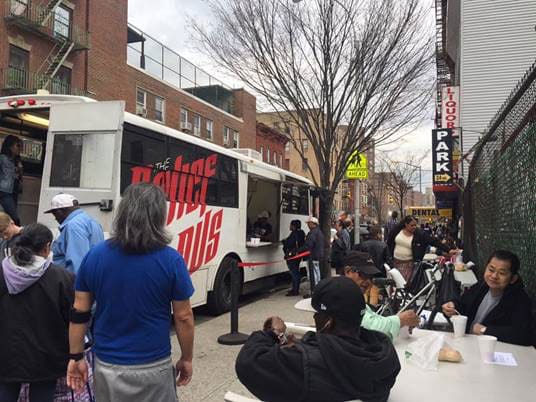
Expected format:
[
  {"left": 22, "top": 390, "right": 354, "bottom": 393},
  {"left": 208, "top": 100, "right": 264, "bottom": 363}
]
[
  {"left": 16, "top": 99, "right": 25, "bottom": 106},
  {"left": 28, "top": 99, "right": 36, "bottom": 105}
]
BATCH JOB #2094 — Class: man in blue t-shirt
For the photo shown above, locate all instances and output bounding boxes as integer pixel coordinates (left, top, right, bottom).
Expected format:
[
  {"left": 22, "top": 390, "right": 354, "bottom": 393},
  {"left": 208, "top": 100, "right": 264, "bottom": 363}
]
[{"left": 67, "top": 241, "right": 195, "bottom": 401}]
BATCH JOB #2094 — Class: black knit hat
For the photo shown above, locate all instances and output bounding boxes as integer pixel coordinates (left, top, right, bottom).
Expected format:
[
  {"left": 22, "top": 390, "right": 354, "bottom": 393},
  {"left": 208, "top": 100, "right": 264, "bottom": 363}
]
[{"left": 311, "top": 276, "right": 366, "bottom": 326}]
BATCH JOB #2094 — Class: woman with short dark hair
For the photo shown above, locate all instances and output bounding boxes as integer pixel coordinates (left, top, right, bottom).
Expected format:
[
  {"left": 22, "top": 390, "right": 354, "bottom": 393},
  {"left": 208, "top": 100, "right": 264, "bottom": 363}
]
[
  {"left": 0, "top": 135, "right": 23, "bottom": 225},
  {"left": 0, "top": 223, "right": 74, "bottom": 402},
  {"left": 67, "top": 183, "right": 195, "bottom": 402}
]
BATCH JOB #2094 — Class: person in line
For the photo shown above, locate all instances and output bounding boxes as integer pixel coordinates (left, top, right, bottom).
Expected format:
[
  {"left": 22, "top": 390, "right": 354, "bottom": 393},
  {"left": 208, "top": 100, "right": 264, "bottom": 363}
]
[
  {"left": 345, "top": 218, "right": 355, "bottom": 246},
  {"left": 0, "top": 212, "right": 22, "bottom": 258},
  {"left": 66, "top": 183, "right": 195, "bottom": 401},
  {"left": 341, "top": 251, "right": 420, "bottom": 341},
  {"left": 0, "top": 224, "right": 74, "bottom": 402},
  {"left": 386, "top": 215, "right": 454, "bottom": 282},
  {"left": 356, "top": 226, "right": 392, "bottom": 305},
  {"left": 0, "top": 135, "right": 23, "bottom": 225},
  {"left": 45, "top": 193, "right": 104, "bottom": 274},
  {"left": 331, "top": 219, "right": 351, "bottom": 275},
  {"left": 253, "top": 210, "right": 273, "bottom": 242},
  {"left": 384, "top": 210, "right": 398, "bottom": 241},
  {"left": 235, "top": 276, "right": 401, "bottom": 402},
  {"left": 301, "top": 216, "right": 324, "bottom": 297},
  {"left": 442, "top": 250, "right": 534, "bottom": 346},
  {"left": 282, "top": 219, "right": 305, "bottom": 296}
]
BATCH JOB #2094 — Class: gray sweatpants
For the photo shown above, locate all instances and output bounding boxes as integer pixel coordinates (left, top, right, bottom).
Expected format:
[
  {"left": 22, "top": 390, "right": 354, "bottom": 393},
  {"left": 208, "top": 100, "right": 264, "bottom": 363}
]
[{"left": 94, "top": 356, "right": 178, "bottom": 402}]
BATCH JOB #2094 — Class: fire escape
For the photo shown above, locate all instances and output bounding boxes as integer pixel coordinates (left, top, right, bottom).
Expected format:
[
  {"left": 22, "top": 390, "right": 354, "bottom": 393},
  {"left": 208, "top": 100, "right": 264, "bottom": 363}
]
[
  {"left": 3, "top": 0, "right": 90, "bottom": 95},
  {"left": 435, "top": 0, "right": 454, "bottom": 128}
]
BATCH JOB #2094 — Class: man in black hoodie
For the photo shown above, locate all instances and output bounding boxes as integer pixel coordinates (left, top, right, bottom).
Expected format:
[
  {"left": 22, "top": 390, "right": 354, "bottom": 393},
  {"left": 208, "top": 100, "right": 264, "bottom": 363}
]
[
  {"left": 235, "top": 276, "right": 401, "bottom": 402},
  {"left": 442, "top": 250, "right": 535, "bottom": 346}
]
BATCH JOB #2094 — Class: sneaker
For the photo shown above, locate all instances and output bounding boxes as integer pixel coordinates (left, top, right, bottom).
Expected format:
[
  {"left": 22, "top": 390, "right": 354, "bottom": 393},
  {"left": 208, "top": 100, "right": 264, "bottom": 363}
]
[
  {"left": 286, "top": 291, "right": 299, "bottom": 296},
  {"left": 302, "top": 293, "right": 311, "bottom": 299}
]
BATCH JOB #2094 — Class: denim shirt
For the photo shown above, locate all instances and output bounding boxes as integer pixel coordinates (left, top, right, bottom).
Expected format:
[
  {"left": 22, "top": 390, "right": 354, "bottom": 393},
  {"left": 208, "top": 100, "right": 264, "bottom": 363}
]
[
  {"left": 0, "top": 154, "right": 17, "bottom": 194},
  {"left": 52, "top": 209, "right": 104, "bottom": 274}
]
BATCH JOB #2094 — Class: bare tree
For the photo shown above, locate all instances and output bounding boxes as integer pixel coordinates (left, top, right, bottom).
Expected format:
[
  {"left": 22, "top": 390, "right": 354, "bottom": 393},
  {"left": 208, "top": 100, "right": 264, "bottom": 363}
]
[
  {"left": 369, "top": 172, "right": 389, "bottom": 224},
  {"left": 382, "top": 154, "right": 427, "bottom": 218},
  {"left": 194, "top": 0, "right": 433, "bottom": 276}
]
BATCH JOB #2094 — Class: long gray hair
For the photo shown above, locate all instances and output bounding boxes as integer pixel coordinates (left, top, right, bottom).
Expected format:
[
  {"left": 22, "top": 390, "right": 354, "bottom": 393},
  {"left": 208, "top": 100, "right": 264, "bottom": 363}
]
[{"left": 112, "top": 183, "right": 171, "bottom": 253}]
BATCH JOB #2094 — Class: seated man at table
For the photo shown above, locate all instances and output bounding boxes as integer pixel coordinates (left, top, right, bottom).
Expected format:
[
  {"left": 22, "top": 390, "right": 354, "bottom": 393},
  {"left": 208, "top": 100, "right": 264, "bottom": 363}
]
[
  {"left": 442, "top": 250, "right": 534, "bottom": 346},
  {"left": 236, "top": 276, "right": 401, "bottom": 402},
  {"left": 252, "top": 210, "right": 273, "bottom": 242},
  {"left": 342, "top": 251, "right": 420, "bottom": 341}
]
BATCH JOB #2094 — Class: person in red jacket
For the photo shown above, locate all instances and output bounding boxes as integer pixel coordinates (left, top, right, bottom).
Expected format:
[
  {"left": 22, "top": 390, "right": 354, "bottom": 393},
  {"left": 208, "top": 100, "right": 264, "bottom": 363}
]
[{"left": 442, "top": 250, "right": 534, "bottom": 346}]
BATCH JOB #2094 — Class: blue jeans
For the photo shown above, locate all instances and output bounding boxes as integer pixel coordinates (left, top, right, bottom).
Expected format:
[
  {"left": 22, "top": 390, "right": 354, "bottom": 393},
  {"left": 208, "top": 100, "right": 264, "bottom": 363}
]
[
  {"left": 287, "top": 260, "right": 301, "bottom": 294},
  {"left": 307, "top": 260, "right": 321, "bottom": 292},
  {"left": 0, "top": 380, "right": 56, "bottom": 402},
  {"left": 0, "top": 191, "right": 20, "bottom": 225}
]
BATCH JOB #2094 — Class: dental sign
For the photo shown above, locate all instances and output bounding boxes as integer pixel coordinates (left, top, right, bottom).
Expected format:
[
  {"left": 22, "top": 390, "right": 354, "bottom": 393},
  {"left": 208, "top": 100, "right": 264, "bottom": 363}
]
[
  {"left": 441, "top": 86, "right": 459, "bottom": 137},
  {"left": 432, "top": 129, "right": 453, "bottom": 188}
]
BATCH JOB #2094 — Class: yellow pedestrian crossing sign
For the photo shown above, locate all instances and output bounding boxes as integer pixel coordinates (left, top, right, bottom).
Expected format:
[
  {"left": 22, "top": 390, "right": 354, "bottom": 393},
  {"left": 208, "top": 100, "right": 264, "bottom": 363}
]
[{"left": 345, "top": 150, "right": 368, "bottom": 180}]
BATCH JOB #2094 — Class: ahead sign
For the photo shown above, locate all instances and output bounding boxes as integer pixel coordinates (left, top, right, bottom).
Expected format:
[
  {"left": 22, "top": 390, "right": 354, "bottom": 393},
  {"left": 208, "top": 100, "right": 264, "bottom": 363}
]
[
  {"left": 432, "top": 129, "right": 453, "bottom": 188},
  {"left": 345, "top": 150, "right": 368, "bottom": 180}
]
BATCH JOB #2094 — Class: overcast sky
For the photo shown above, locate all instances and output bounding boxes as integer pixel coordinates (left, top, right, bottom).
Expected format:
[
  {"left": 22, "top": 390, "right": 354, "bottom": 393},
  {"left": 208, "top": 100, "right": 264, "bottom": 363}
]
[{"left": 128, "top": 0, "right": 434, "bottom": 190}]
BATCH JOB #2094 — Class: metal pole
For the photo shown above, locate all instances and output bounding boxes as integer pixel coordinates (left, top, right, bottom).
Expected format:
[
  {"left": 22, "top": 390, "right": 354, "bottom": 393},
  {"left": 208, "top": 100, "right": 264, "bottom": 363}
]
[
  {"left": 354, "top": 179, "right": 360, "bottom": 246},
  {"left": 217, "top": 260, "right": 249, "bottom": 345},
  {"left": 419, "top": 165, "right": 422, "bottom": 194}
]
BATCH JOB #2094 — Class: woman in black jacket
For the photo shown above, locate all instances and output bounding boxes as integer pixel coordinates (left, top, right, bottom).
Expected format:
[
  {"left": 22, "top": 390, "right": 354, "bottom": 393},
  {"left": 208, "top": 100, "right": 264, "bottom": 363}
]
[
  {"left": 0, "top": 224, "right": 74, "bottom": 402},
  {"left": 282, "top": 219, "right": 305, "bottom": 296},
  {"left": 386, "top": 215, "right": 452, "bottom": 282}
]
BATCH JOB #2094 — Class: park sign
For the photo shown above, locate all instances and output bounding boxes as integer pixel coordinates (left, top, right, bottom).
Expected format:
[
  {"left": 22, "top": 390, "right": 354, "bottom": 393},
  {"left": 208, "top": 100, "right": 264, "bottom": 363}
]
[
  {"left": 432, "top": 129, "right": 453, "bottom": 189},
  {"left": 345, "top": 150, "right": 368, "bottom": 179}
]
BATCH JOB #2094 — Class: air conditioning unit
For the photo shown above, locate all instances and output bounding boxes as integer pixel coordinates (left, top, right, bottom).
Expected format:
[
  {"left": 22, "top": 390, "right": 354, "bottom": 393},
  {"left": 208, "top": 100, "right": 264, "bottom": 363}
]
[
  {"left": 136, "top": 105, "right": 147, "bottom": 117},
  {"left": 180, "top": 121, "right": 192, "bottom": 132},
  {"left": 234, "top": 148, "right": 263, "bottom": 161}
]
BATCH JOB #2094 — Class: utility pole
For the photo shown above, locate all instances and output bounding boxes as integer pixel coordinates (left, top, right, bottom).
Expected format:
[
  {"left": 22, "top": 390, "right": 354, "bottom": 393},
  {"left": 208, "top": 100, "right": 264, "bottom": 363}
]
[{"left": 354, "top": 179, "right": 360, "bottom": 246}]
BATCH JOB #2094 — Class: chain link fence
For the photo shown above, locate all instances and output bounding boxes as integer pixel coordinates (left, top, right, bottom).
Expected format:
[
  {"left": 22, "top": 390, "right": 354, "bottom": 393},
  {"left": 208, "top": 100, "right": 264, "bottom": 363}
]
[{"left": 464, "top": 60, "right": 536, "bottom": 300}]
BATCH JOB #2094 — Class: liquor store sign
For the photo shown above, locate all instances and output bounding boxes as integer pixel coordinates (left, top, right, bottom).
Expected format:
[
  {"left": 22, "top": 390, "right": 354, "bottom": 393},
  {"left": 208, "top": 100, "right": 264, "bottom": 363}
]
[{"left": 432, "top": 129, "right": 453, "bottom": 187}]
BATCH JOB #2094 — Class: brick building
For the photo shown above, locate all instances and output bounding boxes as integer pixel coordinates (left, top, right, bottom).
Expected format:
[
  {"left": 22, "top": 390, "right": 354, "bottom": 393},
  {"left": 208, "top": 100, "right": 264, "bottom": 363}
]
[
  {"left": 255, "top": 122, "right": 288, "bottom": 168},
  {"left": 0, "top": 0, "right": 257, "bottom": 148}
]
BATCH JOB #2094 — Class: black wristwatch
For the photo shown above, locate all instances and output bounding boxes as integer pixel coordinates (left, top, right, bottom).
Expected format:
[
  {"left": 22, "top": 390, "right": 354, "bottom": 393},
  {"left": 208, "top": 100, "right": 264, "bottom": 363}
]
[{"left": 69, "top": 352, "right": 84, "bottom": 362}]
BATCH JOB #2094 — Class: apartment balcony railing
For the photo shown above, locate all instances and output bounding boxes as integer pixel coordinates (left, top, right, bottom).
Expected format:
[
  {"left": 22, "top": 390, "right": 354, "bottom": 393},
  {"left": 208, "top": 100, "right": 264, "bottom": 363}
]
[
  {"left": 1, "top": 66, "right": 90, "bottom": 97},
  {"left": 127, "top": 23, "right": 236, "bottom": 116},
  {"left": 4, "top": 0, "right": 90, "bottom": 50}
]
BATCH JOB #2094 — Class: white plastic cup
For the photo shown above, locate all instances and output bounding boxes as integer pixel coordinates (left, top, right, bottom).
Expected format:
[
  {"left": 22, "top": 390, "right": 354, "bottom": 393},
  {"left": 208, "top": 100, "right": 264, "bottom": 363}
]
[
  {"left": 251, "top": 237, "right": 260, "bottom": 246},
  {"left": 451, "top": 315, "right": 468, "bottom": 338},
  {"left": 478, "top": 335, "right": 497, "bottom": 363},
  {"left": 399, "top": 326, "right": 411, "bottom": 339}
]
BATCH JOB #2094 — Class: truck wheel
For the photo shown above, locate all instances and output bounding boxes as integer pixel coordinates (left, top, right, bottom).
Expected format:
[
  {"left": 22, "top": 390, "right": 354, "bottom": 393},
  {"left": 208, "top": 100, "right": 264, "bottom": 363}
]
[{"left": 207, "top": 256, "right": 240, "bottom": 315}]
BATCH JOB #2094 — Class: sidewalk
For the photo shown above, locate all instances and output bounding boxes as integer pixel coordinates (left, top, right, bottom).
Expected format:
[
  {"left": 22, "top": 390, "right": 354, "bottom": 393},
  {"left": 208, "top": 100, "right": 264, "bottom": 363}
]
[{"left": 172, "top": 287, "right": 313, "bottom": 402}]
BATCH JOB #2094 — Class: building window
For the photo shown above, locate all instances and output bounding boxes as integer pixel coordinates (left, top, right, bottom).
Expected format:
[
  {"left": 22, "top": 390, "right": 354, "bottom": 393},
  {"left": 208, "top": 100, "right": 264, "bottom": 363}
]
[
  {"left": 54, "top": 5, "right": 72, "bottom": 39},
  {"left": 8, "top": 45, "right": 29, "bottom": 88},
  {"left": 193, "top": 114, "right": 201, "bottom": 136},
  {"left": 155, "top": 96, "right": 165, "bottom": 122},
  {"left": 180, "top": 108, "right": 188, "bottom": 123},
  {"left": 285, "top": 142, "right": 290, "bottom": 152},
  {"left": 232, "top": 131, "right": 239, "bottom": 148},
  {"left": 279, "top": 153, "right": 282, "bottom": 167},
  {"left": 223, "top": 126, "right": 230, "bottom": 145},
  {"left": 273, "top": 151, "right": 277, "bottom": 165},
  {"left": 10, "top": 0, "right": 29, "bottom": 16},
  {"left": 136, "top": 88, "right": 146, "bottom": 107},
  {"left": 260, "top": 146, "right": 264, "bottom": 161},
  {"left": 266, "top": 147, "right": 270, "bottom": 163},
  {"left": 52, "top": 66, "right": 72, "bottom": 94},
  {"left": 302, "top": 158, "right": 308, "bottom": 172},
  {"left": 303, "top": 139, "right": 309, "bottom": 151},
  {"left": 206, "top": 119, "right": 213, "bottom": 140}
]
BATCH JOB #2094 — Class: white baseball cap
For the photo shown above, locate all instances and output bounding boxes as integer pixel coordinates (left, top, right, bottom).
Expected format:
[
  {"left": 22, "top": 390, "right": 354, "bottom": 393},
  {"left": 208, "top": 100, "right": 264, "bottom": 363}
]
[
  {"left": 44, "top": 194, "right": 78, "bottom": 213},
  {"left": 306, "top": 216, "right": 319, "bottom": 225}
]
